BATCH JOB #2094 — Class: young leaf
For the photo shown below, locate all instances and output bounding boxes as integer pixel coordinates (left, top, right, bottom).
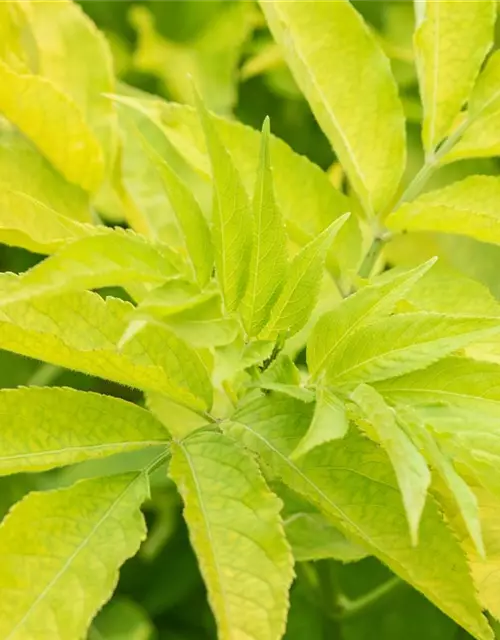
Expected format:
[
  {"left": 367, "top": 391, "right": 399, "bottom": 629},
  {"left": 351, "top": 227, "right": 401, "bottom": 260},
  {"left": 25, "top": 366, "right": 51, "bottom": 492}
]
[
  {"left": 0, "top": 387, "right": 169, "bottom": 476},
  {"left": 351, "top": 384, "right": 431, "bottom": 545},
  {"left": 141, "top": 138, "right": 214, "bottom": 287},
  {"left": 0, "top": 58, "right": 104, "bottom": 192},
  {"left": 414, "top": 0, "right": 495, "bottom": 152},
  {"left": 260, "top": 214, "right": 349, "bottom": 340},
  {"left": 240, "top": 117, "right": 288, "bottom": 336},
  {"left": 291, "top": 388, "right": 348, "bottom": 460},
  {"left": 169, "top": 431, "right": 294, "bottom": 640},
  {"left": 387, "top": 176, "right": 500, "bottom": 245},
  {"left": 445, "top": 51, "right": 500, "bottom": 163},
  {"left": 0, "top": 229, "right": 184, "bottom": 307},
  {"left": 0, "top": 473, "right": 148, "bottom": 640},
  {"left": 324, "top": 312, "right": 500, "bottom": 388},
  {"left": 0, "top": 188, "right": 94, "bottom": 255},
  {"left": 229, "top": 395, "right": 492, "bottom": 640},
  {"left": 259, "top": 0, "right": 406, "bottom": 214},
  {"left": 0, "top": 279, "right": 212, "bottom": 411},
  {"left": 307, "top": 259, "right": 437, "bottom": 378},
  {"left": 194, "top": 90, "right": 252, "bottom": 312}
]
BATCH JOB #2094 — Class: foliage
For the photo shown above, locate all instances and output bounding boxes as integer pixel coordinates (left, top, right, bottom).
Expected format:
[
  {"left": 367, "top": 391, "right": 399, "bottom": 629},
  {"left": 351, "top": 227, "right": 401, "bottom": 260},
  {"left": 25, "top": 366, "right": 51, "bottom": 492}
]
[{"left": 1, "top": 1, "right": 500, "bottom": 638}]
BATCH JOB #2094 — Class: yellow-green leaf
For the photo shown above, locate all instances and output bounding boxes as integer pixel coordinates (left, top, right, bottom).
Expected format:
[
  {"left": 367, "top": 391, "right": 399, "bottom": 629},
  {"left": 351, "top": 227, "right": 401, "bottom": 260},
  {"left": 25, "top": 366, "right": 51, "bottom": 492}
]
[
  {"left": 387, "top": 176, "right": 500, "bottom": 245},
  {"left": 0, "top": 58, "right": 104, "bottom": 192},
  {"left": 240, "top": 117, "right": 288, "bottom": 337},
  {"left": 0, "top": 473, "right": 148, "bottom": 640},
  {"left": 414, "top": 0, "right": 495, "bottom": 152},
  {"left": 0, "top": 387, "right": 168, "bottom": 476},
  {"left": 0, "top": 1, "right": 35, "bottom": 72},
  {"left": 169, "top": 431, "right": 294, "bottom": 640},
  {"left": 259, "top": 0, "right": 406, "bottom": 214}
]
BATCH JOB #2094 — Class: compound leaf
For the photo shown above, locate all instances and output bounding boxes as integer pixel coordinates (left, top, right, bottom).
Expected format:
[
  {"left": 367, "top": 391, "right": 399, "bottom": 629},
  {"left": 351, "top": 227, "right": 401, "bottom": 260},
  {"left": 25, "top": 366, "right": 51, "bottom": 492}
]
[
  {"left": 0, "top": 473, "right": 148, "bottom": 640},
  {"left": 170, "top": 431, "right": 294, "bottom": 640}
]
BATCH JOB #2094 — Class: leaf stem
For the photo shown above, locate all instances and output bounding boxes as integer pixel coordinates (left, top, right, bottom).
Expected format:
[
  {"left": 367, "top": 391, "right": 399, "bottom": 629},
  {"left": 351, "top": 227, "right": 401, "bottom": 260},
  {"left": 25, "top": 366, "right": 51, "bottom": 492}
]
[
  {"left": 337, "top": 576, "right": 404, "bottom": 620},
  {"left": 27, "top": 363, "right": 63, "bottom": 387}
]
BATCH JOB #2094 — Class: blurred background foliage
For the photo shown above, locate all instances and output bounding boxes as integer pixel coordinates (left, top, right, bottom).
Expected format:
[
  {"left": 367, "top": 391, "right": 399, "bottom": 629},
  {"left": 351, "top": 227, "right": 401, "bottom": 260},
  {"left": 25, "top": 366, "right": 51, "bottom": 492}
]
[{"left": 1, "top": 1, "right": 499, "bottom": 638}]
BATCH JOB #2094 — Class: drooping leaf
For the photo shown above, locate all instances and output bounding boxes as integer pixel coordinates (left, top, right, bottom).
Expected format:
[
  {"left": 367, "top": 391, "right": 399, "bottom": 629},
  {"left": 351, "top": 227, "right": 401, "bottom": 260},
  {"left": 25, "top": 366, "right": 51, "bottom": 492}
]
[
  {"left": 414, "top": 0, "right": 495, "bottom": 152},
  {"left": 324, "top": 312, "right": 500, "bottom": 388},
  {"left": 240, "top": 117, "right": 288, "bottom": 337},
  {"left": 291, "top": 388, "right": 348, "bottom": 460},
  {"left": 0, "top": 277, "right": 212, "bottom": 411},
  {"left": 0, "top": 473, "right": 148, "bottom": 640},
  {"left": 229, "top": 395, "right": 492, "bottom": 640},
  {"left": 0, "top": 386, "right": 168, "bottom": 476},
  {"left": 0, "top": 58, "right": 104, "bottom": 192},
  {"left": 445, "top": 51, "right": 500, "bottom": 163},
  {"left": 259, "top": 0, "right": 406, "bottom": 214},
  {"left": 0, "top": 187, "right": 94, "bottom": 254},
  {"left": 169, "top": 431, "right": 294, "bottom": 640},
  {"left": 195, "top": 91, "right": 252, "bottom": 312},
  {"left": 24, "top": 0, "right": 118, "bottom": 171},
  {"left": 0, "top": 229, "right": 184, "bottom": 307},
  {"left": 387, "top": 176, "right": 500, "bottom": 245},
  {"left": 351, "top": 384, "right": 430, "bottom": 545},
  {"left": 261, "top": 214, "right": 349, "bottom": 340},
  {"left": 307, "top": 259, "right": 437, "bottom": 378}
]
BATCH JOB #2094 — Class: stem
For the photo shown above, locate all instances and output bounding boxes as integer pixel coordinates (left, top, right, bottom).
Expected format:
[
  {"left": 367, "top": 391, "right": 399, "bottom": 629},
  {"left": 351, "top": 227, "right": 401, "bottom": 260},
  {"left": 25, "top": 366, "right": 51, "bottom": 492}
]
[
  {"left": 337, "top": 577, "right": 404, "bottom": 620},
  {"left": 143, "top": 446, "right": 171, "bottom": 476},
  {"left": 27, "top": 363, "right": 63, "bottom": 387}
]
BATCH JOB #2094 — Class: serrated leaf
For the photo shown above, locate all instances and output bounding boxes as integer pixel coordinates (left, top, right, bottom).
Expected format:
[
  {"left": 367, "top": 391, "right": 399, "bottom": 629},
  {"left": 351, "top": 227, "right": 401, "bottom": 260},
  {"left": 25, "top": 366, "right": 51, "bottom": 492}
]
[
  {"left": 138, "top": 132, "right": 214, "bottom": 287},
  {"left": 324, "top": 312, "right": 500, "bottom": 388},
  {"left": 414, "top": 0, "right": 495, "bottom": 152},
  {"left": 0, "top": 473, "right": 148, "bottom": 640},
  {"left": 137, "top": 280, "right": 218, "bottom": 318},
  {"left": 0, "top": 387, "right": 168, "bottom": 476},
  {"left": 351, "top": 384, "right": 430, "bottom": 545},
  {"left": 169, "top": 431, "right": 294, "bottom": 640},
  {"left": 229, "top": 395, "right": 492, "bottom": 640},
  {"left": 397, "top": 407, "right": 484, "bottom": 557},
  {"left": 0, "top": 187, "right": 94, "bottom": 254},
  {"left": 0, "top": 277, "right": 212, "bottom": 411},
  {"left": 0, "top": 229, "right": 184, "bottom": 307},
  {"left": 110, "top": 97, "right": 351, "bottom": 271},
  {"left": 445, "top": 51, "right": 500, "bottom": 163},
  {"left": 25, "top": 0, "right": 118, "bottom": 171},
  {"left": 194, "top": 91, "right": 252, "bottom": 312},
  {"left": 387, "top": 176, "right": 500, "bottom": 245},
  {"left": 291, "top": 388, "right": 348, "bottom": 460},
  {"left": 261, "top": 214, "right": 349, "bottom": 340},
  {"left": 240, "top": 117, "right": 288, "bottom": 336},
  {"left": 0, "top": 125, "right": 91, "bottom": 223},
  {"left": 307, "top": 259, "right": 437, "bottom": 378},
  {"left": 259, "top": 0, "right": 406, "bottom": 214},
  {"left": 0, "top": 58, "right": 104, "bottom": 192}
]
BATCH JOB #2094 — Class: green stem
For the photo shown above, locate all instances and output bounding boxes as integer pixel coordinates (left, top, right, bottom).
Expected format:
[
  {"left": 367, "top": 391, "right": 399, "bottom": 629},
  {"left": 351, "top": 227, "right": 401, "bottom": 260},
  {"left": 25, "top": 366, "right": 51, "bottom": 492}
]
[
  {"left": 337, "top": 577, "right": 404, "bottom": 620},
  {"left": 27, "top": 363, "right": 63, "bottom": 387}
]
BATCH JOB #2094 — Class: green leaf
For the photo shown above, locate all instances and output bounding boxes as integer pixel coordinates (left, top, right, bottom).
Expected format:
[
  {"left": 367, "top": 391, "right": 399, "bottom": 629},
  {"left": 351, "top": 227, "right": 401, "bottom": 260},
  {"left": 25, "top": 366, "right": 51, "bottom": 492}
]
[
  {"left": 240, "top": 117, "right": 288, "bottom": 337},
  {"left": 261, "top": 214, "right": 349, "bottom": 340},
  {"left": 0, "top": 229, "right": 184, "bottom": 307},
  {"left": 0, "top": 58, "right": 104, "bottom": 192},
  {"left": 0, "top": 125, "right": 91, "bottom": 223},
  {"left": 90, "top": 597, "right": 155, "bottom": 640},
  {"left": 0, "top": 473, "right": 148, "bottom": 640},
  {"left": 110, "top": 97, "right": 351, "bottom": 270},
  {"left": 169, "top": 431, "right": 294, "bottom": 640},
  {"left": 351, "top": 384, "right": 430, "bottom": 545},
  {"left": 445, "top": 51, "right": 500, "bottom": 163},
  {"left": 414, "top": 0, "right": 495, "bottom": 152},
  {"left": 0, "top": 1, "right": 34, "bottom": 72},
  {"left": 25, "top": 0, "right": 118, "bottom": 171},
  {"left": 0, "top": 187, "right": 94, "bottom": 254},
  {"left": 397, "top": 407, "right": 484, "bottom": 557},
  {"left": 0, "top": 386, "right": 168, "bottom": 476},
  {"left": 259, "top": 0, "right": 406, "bottom": 214},
  {"left": 307, "top": 259, "right": 437, "bottom": 378},
  {"left": 229, "top": 395, "right": 492, "bottom": 640},
  {"left": 324, "top": 312, "right": 500, "bottom": 388},
  {"left": 138, "top": 131, "right": 214, "bottom": 287},
  {"left": 0, "top": 278, "right": 212, "bottom": 411},
  {"left": 135, "top": 280, "right": 218, "bottom": 318},
  {"left": 290, "top": 388, "right": 348, "bottom": 460},
  {"left": 194, "top": 91, "right": 252, "bottom": 312},
  {"left": 387, "top": 176, "right": 500, "bottom": 245}
]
